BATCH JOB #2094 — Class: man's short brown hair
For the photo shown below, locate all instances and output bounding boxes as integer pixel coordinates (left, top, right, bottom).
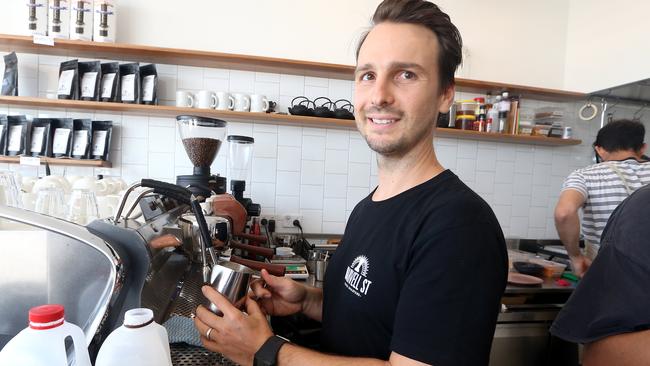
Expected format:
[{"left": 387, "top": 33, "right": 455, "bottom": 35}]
[{"left": 356, "top": 0, "right": 463, "bottom": 93}]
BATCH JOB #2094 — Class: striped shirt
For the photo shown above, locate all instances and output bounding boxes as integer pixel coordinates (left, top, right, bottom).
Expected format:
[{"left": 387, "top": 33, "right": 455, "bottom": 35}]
[{"left": 562, "top": 158, "right": 650, "bottom": 246}]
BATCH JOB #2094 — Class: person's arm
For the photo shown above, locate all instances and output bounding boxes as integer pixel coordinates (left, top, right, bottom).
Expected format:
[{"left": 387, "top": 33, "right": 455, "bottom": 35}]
[
  {"left": 277, "top": 345, "right": 427, "bottom": 366},
  {"left": 194, "top": 287, "right": 430, "bottom": 366},
  {"left": 250, "top": 269, "right": 323, "bottom": 322},
  {"left": 583, "top": 330, "right": 650, "bottom": 366},
  {"left": 300, "top": 286, "right": 323, "bottom": 322},
  {"left": 554, "top": 189, "right": 591, "bottom": 276}
]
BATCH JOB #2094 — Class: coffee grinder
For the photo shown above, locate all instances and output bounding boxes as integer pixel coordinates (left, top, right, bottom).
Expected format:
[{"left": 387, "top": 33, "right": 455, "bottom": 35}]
[
  {"left": 227, "top": 135, "right": 260, "bottom": 217},
  {"left": 176, "top": 115, "right": 227, "bottom": 199}
]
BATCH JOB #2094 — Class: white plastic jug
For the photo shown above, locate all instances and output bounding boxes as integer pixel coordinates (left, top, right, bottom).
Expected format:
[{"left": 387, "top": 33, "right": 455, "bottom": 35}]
[
  {"left": 0, "top": 304, "right": 91, "bottom": 366},
  {"left": 95, "top": 308, "right": 172, "bottom": 366}
]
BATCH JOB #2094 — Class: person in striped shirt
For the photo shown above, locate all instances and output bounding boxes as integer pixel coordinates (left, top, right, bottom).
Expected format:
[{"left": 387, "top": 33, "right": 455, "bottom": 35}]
[{"left": 555, "top": 119, "right": 649, "bottom": 277}]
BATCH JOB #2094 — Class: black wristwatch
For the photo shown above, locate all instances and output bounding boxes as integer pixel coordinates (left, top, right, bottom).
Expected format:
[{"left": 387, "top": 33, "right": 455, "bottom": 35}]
[{"left": 253, "top": 335, "right": 289, "bottom": 366}]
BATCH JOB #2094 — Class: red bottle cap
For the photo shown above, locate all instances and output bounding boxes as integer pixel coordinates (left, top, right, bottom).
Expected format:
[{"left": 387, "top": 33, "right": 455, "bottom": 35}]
[{"left": 29, "top": 304, "right": 65, "bottom": 330}]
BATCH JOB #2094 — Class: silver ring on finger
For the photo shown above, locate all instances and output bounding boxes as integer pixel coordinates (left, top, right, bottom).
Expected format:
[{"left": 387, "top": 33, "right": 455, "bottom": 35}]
[{"left": 206, "top": 327, "right": 214, "bottom": 340}]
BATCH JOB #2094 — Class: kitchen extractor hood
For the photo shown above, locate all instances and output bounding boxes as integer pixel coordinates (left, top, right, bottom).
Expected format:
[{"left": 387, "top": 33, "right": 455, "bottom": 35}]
[
  {"left": 586, "top": 78, "right": 650, "bottom": 127},
  {"left": 590, "top": 78, "right": 650, "bottom": 106}
]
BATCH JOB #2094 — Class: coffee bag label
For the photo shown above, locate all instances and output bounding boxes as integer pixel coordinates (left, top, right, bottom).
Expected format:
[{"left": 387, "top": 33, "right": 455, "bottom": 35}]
[
  {"left": 57, "top": 69, "right": 75, "bottom": 96},
  {"left": 121, "top": 74, "right": 135, "bottom": 101},
  {"left": 101, "top": 73, "right": 116, "bottom": 98},
  {"left": 7, "top": 125, "right": 23, "bottom": 152},
  {"left": 30, "top": 126, "right": 46, "bottom": 153},
  {"left": 81, "top": 71, "right": 98, "bottom": 98},
  {"left": 92, "top": 130, "right": 108, "bottom": 156},
  {"left": 72, "top": 130, "right": 88, "bottom": 156},
  {"left": 142, "top": 75, "right": 155, "bottom": 102},
  {"left": 52, "top": 128, "right": 71, "bottom": 154}
]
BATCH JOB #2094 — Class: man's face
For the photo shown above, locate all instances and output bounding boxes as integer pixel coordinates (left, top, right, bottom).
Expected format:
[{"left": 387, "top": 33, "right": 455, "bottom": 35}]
[{"left": 354, "top": 22, "right": 453, "bottom": 157}]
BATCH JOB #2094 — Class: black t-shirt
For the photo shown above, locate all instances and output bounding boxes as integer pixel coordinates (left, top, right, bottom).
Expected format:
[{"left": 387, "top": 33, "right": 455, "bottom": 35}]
[
  {"left": 550, "top": 184, "right": 650, "bottom": 344},
  {"left": 321, "top": 170, "right": 508, "bottom": 365}
]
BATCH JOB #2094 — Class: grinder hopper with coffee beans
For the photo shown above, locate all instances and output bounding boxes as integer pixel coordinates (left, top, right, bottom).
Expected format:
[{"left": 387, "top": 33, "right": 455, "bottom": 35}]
[{"left": 175, "top": 115, "right": 261, "bottom": 218}]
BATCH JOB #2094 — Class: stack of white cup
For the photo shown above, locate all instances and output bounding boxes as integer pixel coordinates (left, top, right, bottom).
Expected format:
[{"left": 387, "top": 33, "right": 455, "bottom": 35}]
[{"left": 176, "top": 90, "right": 269, "bottom": 112}]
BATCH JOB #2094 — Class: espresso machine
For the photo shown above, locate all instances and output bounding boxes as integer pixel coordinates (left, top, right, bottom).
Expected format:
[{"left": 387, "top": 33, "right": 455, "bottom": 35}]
[
  {"left": 85, "top": 115, "right": 282, "bottom": 363},
  {"left": 0, "top": 115, "right": 282, "bottom": 364}
]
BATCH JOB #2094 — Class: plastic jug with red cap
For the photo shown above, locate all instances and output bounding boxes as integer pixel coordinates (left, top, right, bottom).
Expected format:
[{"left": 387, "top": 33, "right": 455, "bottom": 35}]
[
  {"left": 0, "top": 304, "right": 91, "bottom": 366},
  {"left": 95, "top": 308, "right": 172, "bottom": 366}
]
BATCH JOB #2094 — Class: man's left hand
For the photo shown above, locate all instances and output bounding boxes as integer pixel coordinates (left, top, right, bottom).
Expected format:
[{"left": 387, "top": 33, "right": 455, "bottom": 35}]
[{"left": 194, "top": 285, "right": 274, "bottom": 366}]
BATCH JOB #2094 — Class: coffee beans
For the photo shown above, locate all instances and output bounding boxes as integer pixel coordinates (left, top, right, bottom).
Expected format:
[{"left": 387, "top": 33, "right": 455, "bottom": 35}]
[{"left": 182, "top": 137, "right": 221, "bottom": 167}]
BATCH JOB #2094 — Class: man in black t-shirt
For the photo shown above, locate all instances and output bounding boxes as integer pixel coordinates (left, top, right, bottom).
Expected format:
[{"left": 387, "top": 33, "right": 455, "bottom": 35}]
[
  {"left": 193, "top": 1, "right": 508, "bottom": 365},
  {"left": 550, "top": 184, "right": 650, "bottom": 366}
]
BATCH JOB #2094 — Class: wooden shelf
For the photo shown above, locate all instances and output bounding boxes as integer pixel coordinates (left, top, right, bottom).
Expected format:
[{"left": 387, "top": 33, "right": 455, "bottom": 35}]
[
  {"left": 0, "top": 34, "right": 586, "bottom": 102},
  {"left": 0, "top": 96, "right": 582, "bottom": 146},
  {"left": 0, "top": 34, "right": 353, "bottom": 80},
  {"left": 453, "top": 78, "right": 585, "bottom": 103},
  {"left": 0, "top": 96, "right": 356, "bottom": 128},
  {"left": 0, "top": 155, "right": 111, "bottom": 167},
  {"left": 435, "top": 128, "right": 582, "bottom": 146}
]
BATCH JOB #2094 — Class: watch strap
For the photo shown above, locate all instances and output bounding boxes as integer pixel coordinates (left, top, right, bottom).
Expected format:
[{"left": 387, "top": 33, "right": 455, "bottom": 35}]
[{"left": 254, "top": 335, "right": 289, "bottom": 366}]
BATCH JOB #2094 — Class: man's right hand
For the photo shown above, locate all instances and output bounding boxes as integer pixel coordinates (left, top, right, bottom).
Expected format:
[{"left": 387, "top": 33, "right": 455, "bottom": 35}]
[
  {"left": 570, "top": 254, "right": 592, "bottom": 278},
  {"left": 250, "top": 269, "right": 308, "bottom": 317}
]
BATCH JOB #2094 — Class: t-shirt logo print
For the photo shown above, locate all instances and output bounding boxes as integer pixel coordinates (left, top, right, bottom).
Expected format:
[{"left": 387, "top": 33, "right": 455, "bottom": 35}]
[{"left": 344, "top": 255, "right": 373, "bottom": 297}]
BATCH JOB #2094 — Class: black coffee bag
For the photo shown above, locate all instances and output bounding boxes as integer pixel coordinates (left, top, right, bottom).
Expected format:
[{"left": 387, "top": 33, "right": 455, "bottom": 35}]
[
  {"left": 49, "top": 118, "right": 74, "bottom": 158},
  {"left": 100, "top": 62, "right": 120, "bottom": 102},
  {"left": 72, "top": 119, "right": 92, "bottom": 159},
  {"left": 1, "top": 52, "right": 18, "bottom": 96},
  {"left": 119, "top": 63, "right": 140, "bottom": 104},
  {"left": 79, "top": 61, "right": 101, "bottom": 101},
  {"left": 6, "top": 115, "right": 29, "bottom": 156},
  {"left": 140, "top": 64, "right": 158, "bottom": 105},
  {"left": 29, "top": 118, "right": 52, "bottom": 157},
  {"left": 57, "top": 59, "right": 80, "bottom": 100},
  {"left": 91, "top": 120, "right": 112, "bottom": 160},
  {"left": 0, "top": 116, "right": 8, "bottom": 155}
]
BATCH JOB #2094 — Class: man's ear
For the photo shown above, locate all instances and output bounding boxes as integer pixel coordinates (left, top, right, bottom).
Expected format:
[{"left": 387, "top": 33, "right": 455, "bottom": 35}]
[
  {"left": 640, "top": 143, "right": 647, "bottom": 157},
  {"left": 438, "top": 86, "right": 455, "bottom": 114}
]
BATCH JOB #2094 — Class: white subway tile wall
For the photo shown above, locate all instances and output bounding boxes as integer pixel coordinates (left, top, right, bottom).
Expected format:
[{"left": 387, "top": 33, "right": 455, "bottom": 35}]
[{"left": 4, "top": 50, "right": 648, "bottom": 239}]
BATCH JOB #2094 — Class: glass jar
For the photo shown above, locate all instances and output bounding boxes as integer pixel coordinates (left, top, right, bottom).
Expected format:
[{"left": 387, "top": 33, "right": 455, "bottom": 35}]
[
  {"left": 455, "top": 114, "right": 476, "bottom": 130},
  {"left": 454, "top": 100, "right": 478, "bottom": 117}
]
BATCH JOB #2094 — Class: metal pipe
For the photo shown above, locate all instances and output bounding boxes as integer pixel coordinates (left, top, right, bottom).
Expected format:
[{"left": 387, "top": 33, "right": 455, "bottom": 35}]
[
  {"left": 122, "top": 188, "right": 155, "bottom": 220},
  {"left": 600, "top": 98, "right": 608, "bottom": 128},
  {"left": 112, "top": 182, "right": 142, "bottom": 223}
]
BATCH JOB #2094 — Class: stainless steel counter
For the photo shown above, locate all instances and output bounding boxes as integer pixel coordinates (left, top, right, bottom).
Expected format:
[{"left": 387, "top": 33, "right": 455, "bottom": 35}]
[{"left": 505, "top": 276, "right": 576, "bottom": 294}]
